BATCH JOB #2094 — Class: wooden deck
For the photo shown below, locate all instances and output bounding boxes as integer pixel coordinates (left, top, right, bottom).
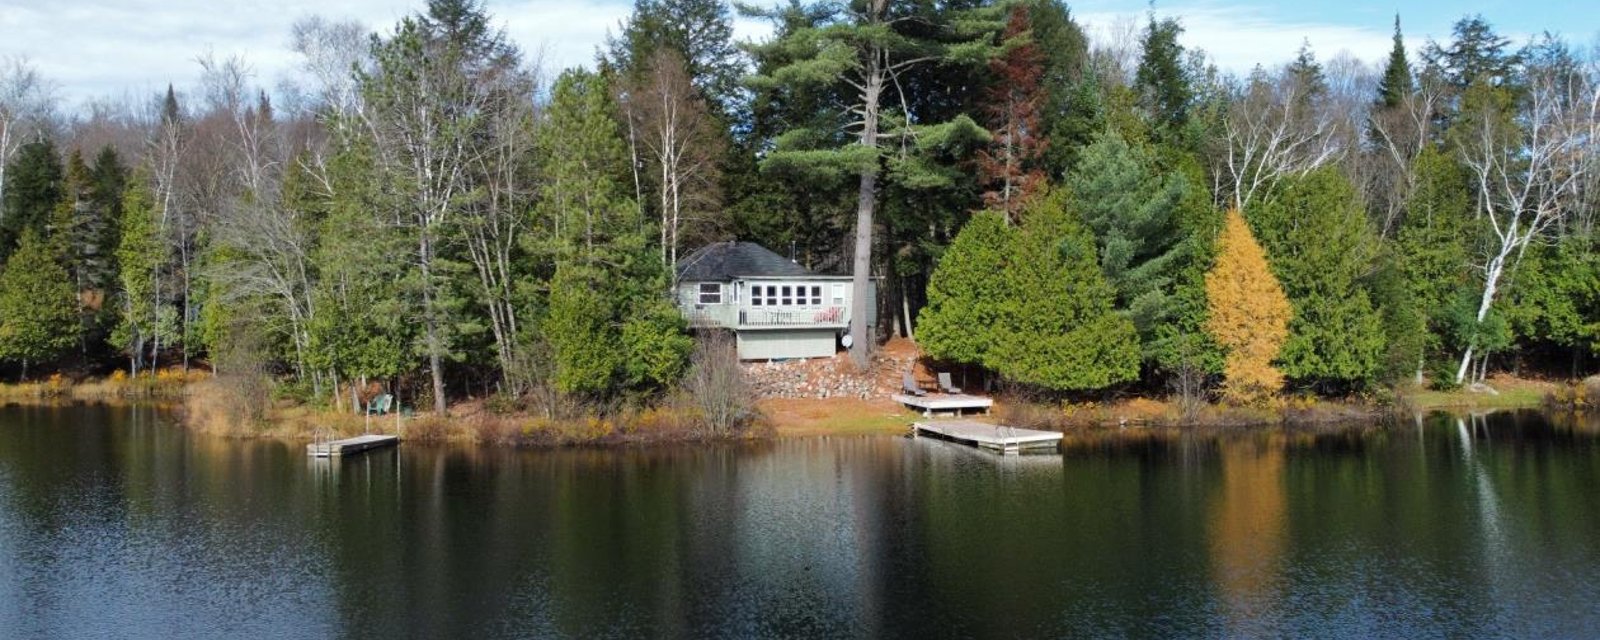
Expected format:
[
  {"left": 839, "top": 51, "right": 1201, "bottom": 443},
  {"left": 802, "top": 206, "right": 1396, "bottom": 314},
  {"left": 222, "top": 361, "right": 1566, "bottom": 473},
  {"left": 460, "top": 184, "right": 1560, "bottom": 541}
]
[
  {"left": 911, "top": 419, "right": 1062, "bottom": 453},
  {"left": 307, "top": 434, "right": 400, "bottom": 457},
  {"left": 892, "top": 393, "right": 994, "bottom": 416}
]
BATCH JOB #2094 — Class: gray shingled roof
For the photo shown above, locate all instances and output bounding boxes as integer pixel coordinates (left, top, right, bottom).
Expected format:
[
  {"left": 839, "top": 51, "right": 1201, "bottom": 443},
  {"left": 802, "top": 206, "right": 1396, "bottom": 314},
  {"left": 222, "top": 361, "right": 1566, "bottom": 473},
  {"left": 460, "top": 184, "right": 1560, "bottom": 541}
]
[{"left": 676, "top": 241, "right": 811, "bottom": 281}]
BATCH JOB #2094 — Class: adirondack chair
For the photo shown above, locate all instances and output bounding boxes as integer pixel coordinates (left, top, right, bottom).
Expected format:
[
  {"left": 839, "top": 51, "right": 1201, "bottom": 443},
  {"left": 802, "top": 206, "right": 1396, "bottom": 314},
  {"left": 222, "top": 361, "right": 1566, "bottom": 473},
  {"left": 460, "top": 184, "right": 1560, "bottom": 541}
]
[
  {"left": 937, "top": 372, "right": 962, "bottom": 395},
  {"left": 365, "top": 393, "right": 393, "bottom": 416},
  {"left": 901, "top": 372, "right": 927, "bottom": 397}
]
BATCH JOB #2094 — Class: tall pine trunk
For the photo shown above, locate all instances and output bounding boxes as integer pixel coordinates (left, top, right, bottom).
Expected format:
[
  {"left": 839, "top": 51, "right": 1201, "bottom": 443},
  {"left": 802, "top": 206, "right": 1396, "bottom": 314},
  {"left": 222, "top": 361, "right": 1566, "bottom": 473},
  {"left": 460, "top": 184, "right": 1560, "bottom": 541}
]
[{"left": 849, "top": 52, "right": 884, "bottom": 369}]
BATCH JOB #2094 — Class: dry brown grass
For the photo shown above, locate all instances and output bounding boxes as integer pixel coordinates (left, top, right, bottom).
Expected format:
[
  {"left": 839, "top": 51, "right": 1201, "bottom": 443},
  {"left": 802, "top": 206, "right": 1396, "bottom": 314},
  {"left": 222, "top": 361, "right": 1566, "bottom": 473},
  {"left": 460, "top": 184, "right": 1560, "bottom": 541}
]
[
  {"left": 0, "top": 369, "right": 203, "bottom": 404},
  {"left": 759, "top": 396, "right": 910, "bottom": 436},
  {"left": 178, "top": 381, "right": 768, "bottom": 446}
]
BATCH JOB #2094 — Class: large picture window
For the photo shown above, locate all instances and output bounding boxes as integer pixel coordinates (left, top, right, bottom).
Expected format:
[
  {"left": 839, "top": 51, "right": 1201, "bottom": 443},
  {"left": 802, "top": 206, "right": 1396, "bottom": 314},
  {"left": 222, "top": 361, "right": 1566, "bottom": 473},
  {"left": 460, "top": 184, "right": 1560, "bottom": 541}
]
[{"left": 697, "top": 282, "right": 722, "bottom": 305}]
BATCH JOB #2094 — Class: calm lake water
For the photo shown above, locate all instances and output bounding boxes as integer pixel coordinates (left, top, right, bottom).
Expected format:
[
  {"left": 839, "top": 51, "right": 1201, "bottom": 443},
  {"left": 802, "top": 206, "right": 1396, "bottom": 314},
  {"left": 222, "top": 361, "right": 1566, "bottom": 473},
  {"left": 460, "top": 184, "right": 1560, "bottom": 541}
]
[{"left": 2, "top": 405, "right": 1599, "bottom": 639}]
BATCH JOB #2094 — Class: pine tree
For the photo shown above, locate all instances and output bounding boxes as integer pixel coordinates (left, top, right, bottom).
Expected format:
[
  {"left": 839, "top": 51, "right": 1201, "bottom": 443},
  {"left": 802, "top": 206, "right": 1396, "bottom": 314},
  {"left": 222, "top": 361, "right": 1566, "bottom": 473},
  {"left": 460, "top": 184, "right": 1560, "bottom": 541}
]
[
  {"left": 532, "top": 69, "right": 637, "bottom": 266},
  {"left": 1134, "top": 15, "right": 1191, "bottom": 135},
  {"left": 977, "top": 5, "right": 1049, "bottom": 220},
  {"left": 1067, "top": 131, "right": 1186, "bottom": 321},
  {"left": 360, "top": 0, "right": 522, "bottom": 413},
  {"left": 1204, "top": 209, "right": 1291, "bottom": 404},
  {"left": 605, "top": 0, "right": 746, "bottom": 118},
  {"left": 1422, "top": 15, "right": 1516, "bottom": 92},
  {"left": 0, "top": 229, "right": 79, "bottom": 378},
  {"left": 986, "top": 190, "right": 1140, "bottom": 391},
  {"left": 1375, "top": 16, "right": 1413, "bottom": 109},
  {"left": 744, "top": 0, "right": 1001, "bottom": 367},
  {"left": 1027, "top": 0, "right": 1093, "bottom": 176},
  {"left": 918, "top": 211, "right": 1014, "bottom": 365},
  {"left": 0, "top": 138, "right": 61, "bottom": 262},
  {"left": 89, "top": 146, "right": 126, "bottom": 281}
]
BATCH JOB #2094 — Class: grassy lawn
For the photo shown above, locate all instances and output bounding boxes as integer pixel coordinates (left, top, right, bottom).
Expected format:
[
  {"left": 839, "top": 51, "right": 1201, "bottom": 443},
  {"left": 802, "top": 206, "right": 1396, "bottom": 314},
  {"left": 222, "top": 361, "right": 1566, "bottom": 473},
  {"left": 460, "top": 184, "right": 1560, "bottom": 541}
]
[
  {"left": 1403, "top": 376, "right": 1554, "bottom": 411},
  {"left": 760, "top": 397, "right": 917, "bottom": 437}
]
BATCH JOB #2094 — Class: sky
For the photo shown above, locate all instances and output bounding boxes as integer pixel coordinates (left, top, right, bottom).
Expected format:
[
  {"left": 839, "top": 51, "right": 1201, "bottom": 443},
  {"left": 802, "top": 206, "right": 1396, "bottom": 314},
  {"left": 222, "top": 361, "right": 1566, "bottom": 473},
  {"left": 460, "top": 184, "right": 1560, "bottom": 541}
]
[{"left": 1, "top": 0, "right": 1596, "bottom": 109}]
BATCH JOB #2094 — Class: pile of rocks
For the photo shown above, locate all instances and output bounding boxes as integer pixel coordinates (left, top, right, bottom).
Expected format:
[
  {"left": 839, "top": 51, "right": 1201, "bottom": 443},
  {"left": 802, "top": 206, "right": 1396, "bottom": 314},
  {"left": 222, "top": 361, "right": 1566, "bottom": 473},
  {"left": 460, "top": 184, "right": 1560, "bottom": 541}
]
[{"left": 742, "top": 350, "right": 918, "bottom": 399}]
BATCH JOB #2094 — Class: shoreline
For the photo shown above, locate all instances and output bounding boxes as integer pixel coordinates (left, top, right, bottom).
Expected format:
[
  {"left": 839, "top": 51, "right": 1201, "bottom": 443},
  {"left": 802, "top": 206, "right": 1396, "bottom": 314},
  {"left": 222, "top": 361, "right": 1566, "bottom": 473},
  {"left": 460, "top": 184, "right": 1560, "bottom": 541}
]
[{"left": 2, "top": 373, "right": 1578, "bottom": 446}]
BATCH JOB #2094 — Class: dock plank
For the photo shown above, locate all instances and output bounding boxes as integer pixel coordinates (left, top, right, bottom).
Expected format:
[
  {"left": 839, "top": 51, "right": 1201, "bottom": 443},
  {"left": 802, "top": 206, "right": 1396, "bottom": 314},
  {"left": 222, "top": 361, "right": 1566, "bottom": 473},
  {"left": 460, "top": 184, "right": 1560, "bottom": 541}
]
[
  {"left": 911, "top": 419, "right": 1061, "bottom": 454},
  {"left": 307, "top": 434, "right": 399, "bottom": 457}
]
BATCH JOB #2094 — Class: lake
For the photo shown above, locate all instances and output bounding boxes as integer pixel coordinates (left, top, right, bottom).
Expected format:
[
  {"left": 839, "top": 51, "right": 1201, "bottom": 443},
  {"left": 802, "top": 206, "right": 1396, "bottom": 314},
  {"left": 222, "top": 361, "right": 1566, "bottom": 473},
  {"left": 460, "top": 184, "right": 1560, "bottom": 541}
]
[{"left": 2, "top": 404, "right": 1598, "bottom": 638}]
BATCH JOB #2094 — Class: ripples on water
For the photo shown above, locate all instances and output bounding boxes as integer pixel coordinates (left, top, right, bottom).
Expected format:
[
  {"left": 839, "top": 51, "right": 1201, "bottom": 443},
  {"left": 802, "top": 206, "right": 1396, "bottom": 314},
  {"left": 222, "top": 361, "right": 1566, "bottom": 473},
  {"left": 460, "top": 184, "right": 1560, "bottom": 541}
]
[{"left": 1, "top": 405, "right": 1598, "bottom": 638}]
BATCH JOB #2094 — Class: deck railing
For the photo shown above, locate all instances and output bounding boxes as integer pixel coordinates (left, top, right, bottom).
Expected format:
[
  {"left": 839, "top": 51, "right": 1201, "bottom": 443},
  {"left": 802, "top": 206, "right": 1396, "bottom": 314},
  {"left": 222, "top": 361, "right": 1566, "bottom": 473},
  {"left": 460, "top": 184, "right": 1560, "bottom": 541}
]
[
  {"left": 682, "top": 304, "right": 848, "bottom": 329},
  {"left": 738, "top": 306, "right": 847, "bottom": 328}
]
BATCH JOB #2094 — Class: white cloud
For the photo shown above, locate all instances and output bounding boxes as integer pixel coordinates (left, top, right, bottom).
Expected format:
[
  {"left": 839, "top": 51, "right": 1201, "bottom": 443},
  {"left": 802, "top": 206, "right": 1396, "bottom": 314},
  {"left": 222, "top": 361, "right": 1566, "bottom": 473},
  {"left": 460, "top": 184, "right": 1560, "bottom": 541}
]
[
  {"left": 1077, "top": 4, "right": 1397, "bottom": 75},
  {"left": 3, "top": 0, "right": 653, "bottom": 107}
]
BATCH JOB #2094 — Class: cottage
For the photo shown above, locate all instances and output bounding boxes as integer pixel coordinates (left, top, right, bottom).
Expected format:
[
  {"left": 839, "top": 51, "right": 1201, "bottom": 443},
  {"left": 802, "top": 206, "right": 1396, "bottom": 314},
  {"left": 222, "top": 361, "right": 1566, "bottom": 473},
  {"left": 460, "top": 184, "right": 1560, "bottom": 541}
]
[{"left": 675, "top": 241, "right": 875, "bottom": 360}]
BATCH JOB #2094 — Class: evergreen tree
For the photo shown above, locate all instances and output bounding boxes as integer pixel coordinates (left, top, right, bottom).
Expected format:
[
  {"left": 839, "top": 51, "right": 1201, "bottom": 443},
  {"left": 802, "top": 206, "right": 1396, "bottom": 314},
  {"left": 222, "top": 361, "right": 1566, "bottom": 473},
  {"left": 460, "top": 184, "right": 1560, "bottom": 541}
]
[
  {"left": 605, "top": 0, "right": 746, "bottom": 117},
  {"left": 305, "top": 144, "right": 414, "bottom": 402},
  {"left": 0, "top": 229, "right": 79, "bottom": 377},
  {"left": 545, "top": 263, "right": 623, "bottom": 396},
  {"left": 1028, "top": 0, "right": 1094, "bottom": 176},
  {"left": 532, "top": 69, "right": 637, "bottom": 266},
  {"left": 1204, "top": 209, "right": 1292, "bottom": 404},
  {"left": 977, "top": 4, "right": 1049, "bottom": 220},
  {"left": 0, "top": 138, "right": 61, "bottom": 262},
  {"left": 1375, "top": 16, "right": 1414, "bottom": 109},
  {"left": 111, "top": 169, "right": 175, "bottom": 376},
  {"left": 89, "top": 146, "right": 127, "bottom": 272},
  {"left": 1285, "top": 40, "right": 1326, "bottom": 118},
  {"left": 743, "top": 0, "right": 1000, "bottom": 367},
  {"left": 1422, "top": 15, "right": 1517, "bottom": 92},
  {"left": 918, "top": 211, "right": 1014, "bottom": 366},
  {"left": 1395, "top": 148, "right": 1474, "bottom": 381},
  {"left": 532, "top": 68, "right": 690, "bottom": 398},
  {"left": 360, "top": 0, "right": 520, "bottom": 413},
  {"left": 987, "top": 190, "right": 1140, "bottom": 391},
  {"left": 1067, "top": 131, "right": 1186, "bottom": 329},
  {"left": 1505, "top": 233, "right": 1600, "bottom": 371},
  {"left": 48, "top": 150, "right": 112, "bottom": 293},
  {"left": 1134, "top": 15, "right": 1191, "bottom": 135},
  {"left": 1250, "top": 168, "right": 1387, "bottom": 391}
]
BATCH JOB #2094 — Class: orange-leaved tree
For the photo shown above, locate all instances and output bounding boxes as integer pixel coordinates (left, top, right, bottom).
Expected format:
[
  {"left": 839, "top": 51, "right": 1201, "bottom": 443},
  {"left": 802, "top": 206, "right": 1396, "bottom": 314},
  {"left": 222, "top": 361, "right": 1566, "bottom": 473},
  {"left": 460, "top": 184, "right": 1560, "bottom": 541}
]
[{"left": 1204, "top": 208, "right": 1292, "bottom": 404}]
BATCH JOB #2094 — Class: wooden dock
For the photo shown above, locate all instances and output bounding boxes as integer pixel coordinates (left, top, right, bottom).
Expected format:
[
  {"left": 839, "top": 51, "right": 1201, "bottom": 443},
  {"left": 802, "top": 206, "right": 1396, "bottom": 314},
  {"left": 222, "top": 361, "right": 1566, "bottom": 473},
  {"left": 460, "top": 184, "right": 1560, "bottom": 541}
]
[
  {"left": 307, "top": 434, "right": 399, "bottom": 457},
  {"left": 911, "top": 420, "right": 1062, "bottom": 453},
  {"left": 891, "top": 393, "right": 994, "bottom": 417}
]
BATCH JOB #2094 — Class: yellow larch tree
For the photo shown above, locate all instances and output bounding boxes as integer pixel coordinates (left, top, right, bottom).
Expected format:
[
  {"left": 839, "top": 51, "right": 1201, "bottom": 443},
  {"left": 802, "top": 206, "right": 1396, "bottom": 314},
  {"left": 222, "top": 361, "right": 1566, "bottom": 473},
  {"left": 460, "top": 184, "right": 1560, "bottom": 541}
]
[{"left": 1204, "top": 208, "right": 1292, "bottom": 404}]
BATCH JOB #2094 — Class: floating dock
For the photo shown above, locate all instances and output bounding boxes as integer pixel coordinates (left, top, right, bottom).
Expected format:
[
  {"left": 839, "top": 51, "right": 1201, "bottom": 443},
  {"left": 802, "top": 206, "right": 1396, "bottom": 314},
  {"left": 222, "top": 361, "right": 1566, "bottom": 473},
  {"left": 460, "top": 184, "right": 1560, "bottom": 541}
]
[
  {"left": 891, "top": 394, "right": 994, "bottom": 417},
  {"left": 307, "top": 434, "right": 399, "bottom": 457},
  {"left": 911, "top": 419, "right": 1062, "bottom": 453}
]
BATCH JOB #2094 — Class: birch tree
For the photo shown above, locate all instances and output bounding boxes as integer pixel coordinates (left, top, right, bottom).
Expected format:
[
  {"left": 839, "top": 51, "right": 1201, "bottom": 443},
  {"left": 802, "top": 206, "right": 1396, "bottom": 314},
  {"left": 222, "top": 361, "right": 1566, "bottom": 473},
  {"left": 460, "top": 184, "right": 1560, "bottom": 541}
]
[
  {"left": 359, "top": 0, "right": 520, "bottom": 414},
  {"left": 624, "top": 47, "right": 724, "bottom": 275},
  {"left": 1220, "top": 63, "right": 1345, "bottom": 210},
  {"left": 1452, "top": 65, "right": 1597, "bottom": 383}
]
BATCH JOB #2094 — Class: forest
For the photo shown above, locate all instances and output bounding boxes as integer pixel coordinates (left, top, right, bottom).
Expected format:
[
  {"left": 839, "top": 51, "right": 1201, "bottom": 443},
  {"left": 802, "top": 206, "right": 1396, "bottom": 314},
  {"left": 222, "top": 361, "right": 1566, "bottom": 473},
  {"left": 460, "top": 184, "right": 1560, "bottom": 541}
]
[{"left": 0, "top": 0, "right": 1596, "bottom": 420}]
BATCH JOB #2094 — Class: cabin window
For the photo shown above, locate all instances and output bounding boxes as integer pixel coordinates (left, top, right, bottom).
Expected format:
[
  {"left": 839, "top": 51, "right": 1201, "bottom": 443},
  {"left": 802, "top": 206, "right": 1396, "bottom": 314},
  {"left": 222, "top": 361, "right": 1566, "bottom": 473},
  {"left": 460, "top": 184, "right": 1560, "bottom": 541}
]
[
  {"left": 810, "top": 286, "right": 823, "bottom": 306},
  {"left": 780, "top": 285, "right": 792, "bottom": 306},
  {"left": 751, "top": 285, "right": 779, "bottom": 307},
  {"left": 698, "top": 283, "right": 722, "bottom": 305},
  {"left": 831, "top": 284, "right": 846, "bottom": 305}
]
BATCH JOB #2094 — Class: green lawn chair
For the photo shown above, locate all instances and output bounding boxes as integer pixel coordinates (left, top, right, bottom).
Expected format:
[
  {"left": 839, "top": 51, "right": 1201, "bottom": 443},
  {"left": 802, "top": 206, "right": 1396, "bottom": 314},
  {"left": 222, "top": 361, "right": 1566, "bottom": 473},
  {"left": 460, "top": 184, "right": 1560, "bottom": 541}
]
[{"left": 365, "top": 393, "right": 393, "bottom": 416}]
